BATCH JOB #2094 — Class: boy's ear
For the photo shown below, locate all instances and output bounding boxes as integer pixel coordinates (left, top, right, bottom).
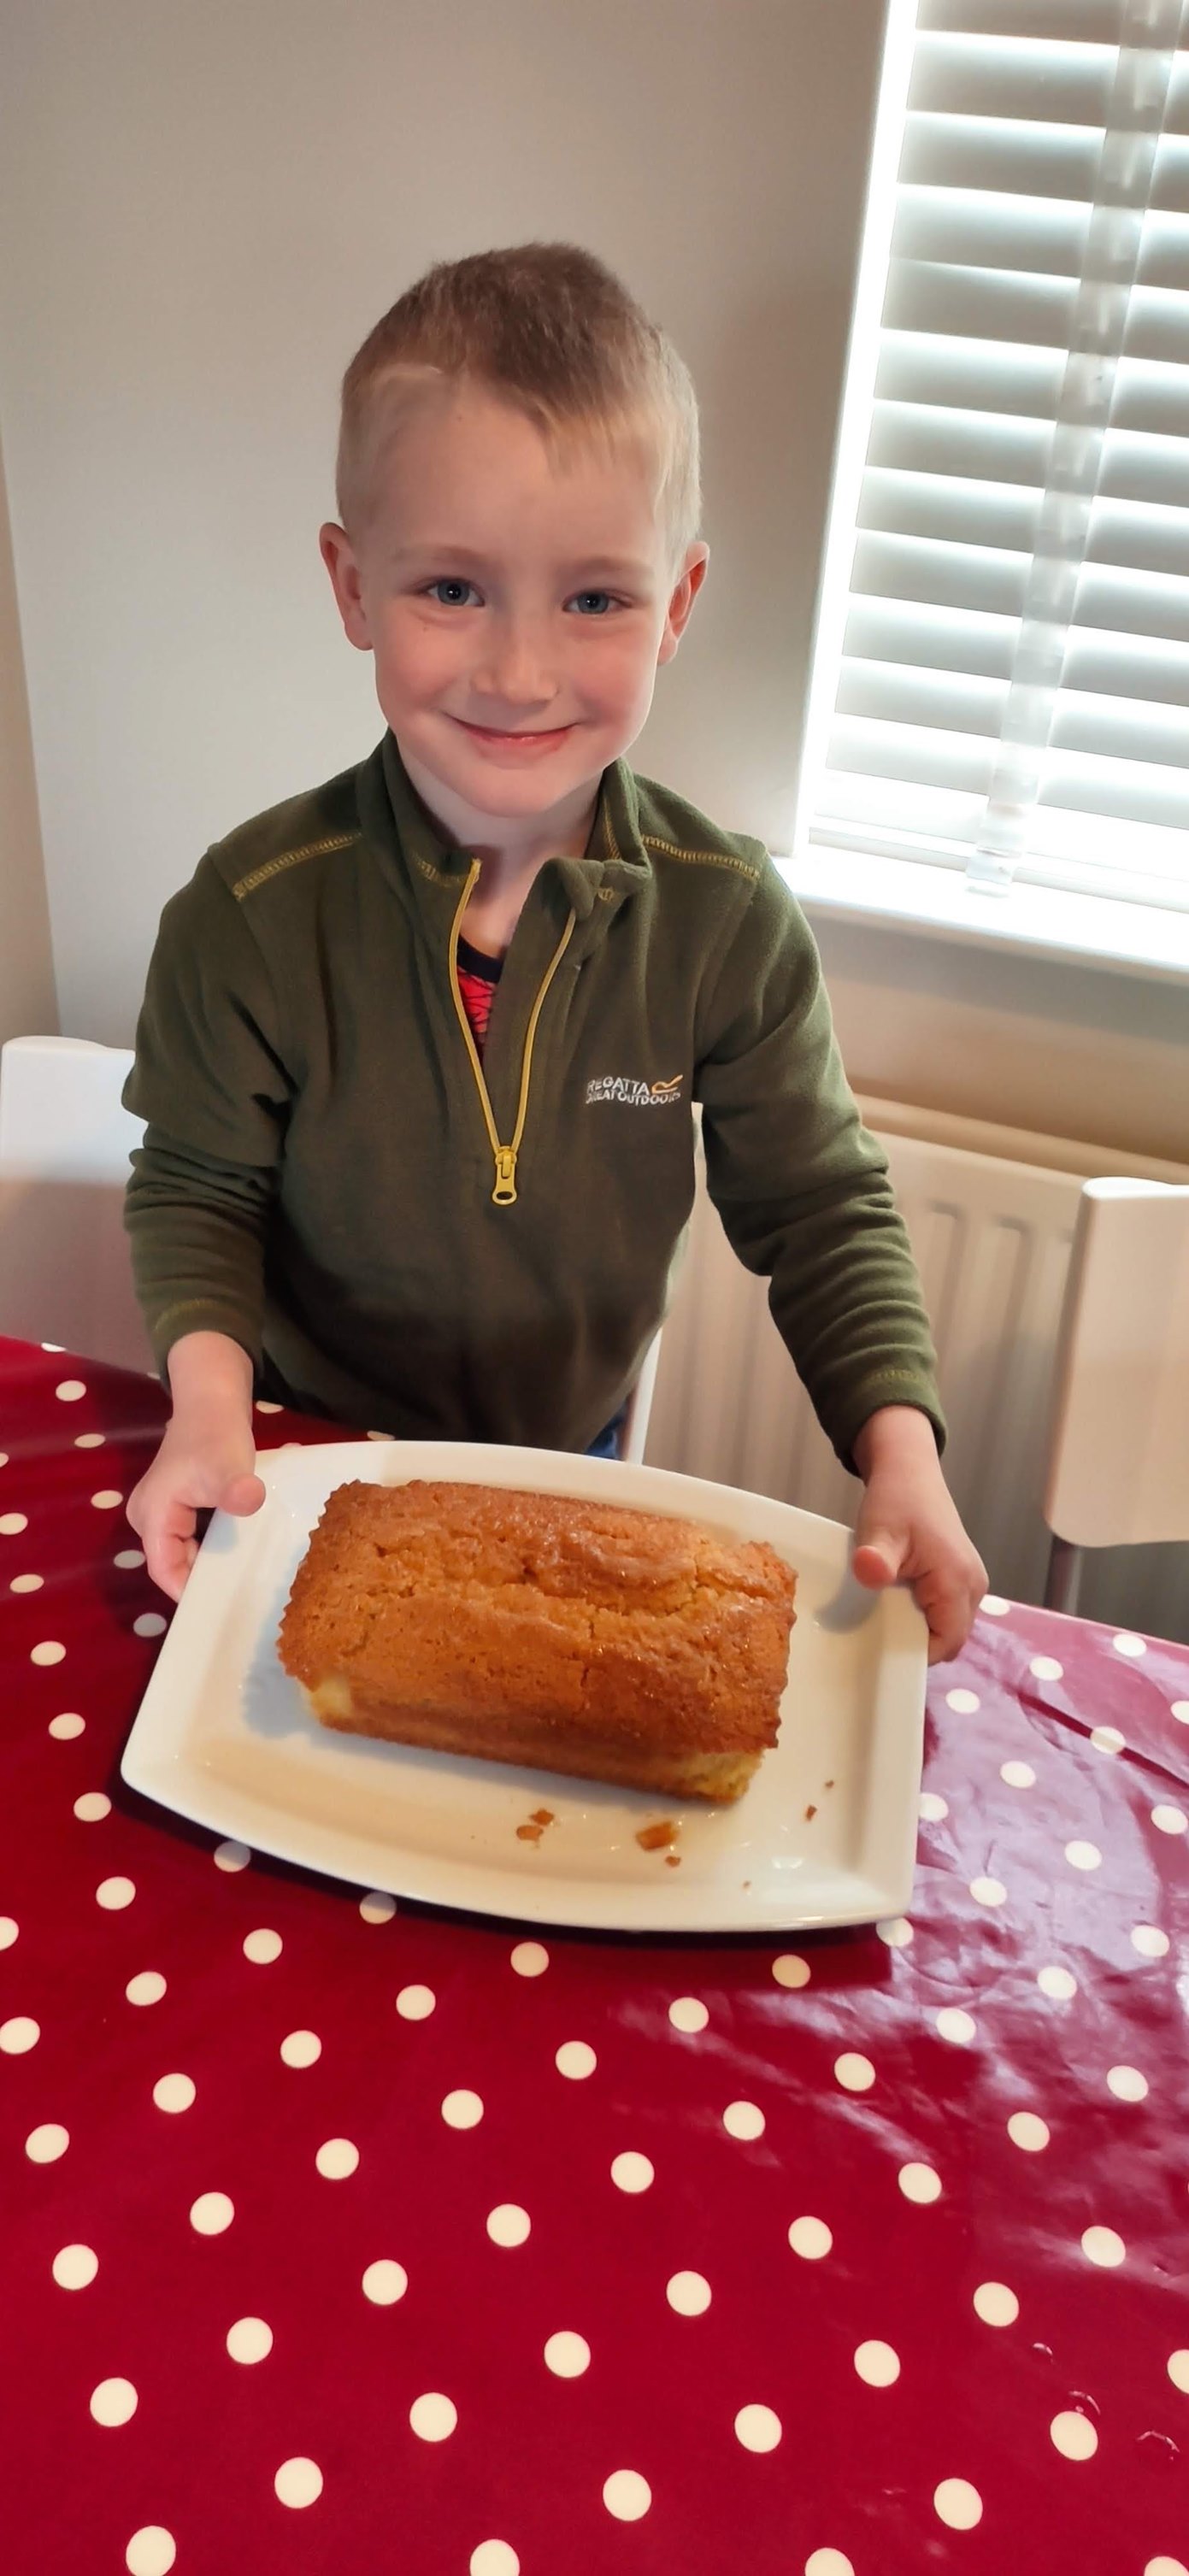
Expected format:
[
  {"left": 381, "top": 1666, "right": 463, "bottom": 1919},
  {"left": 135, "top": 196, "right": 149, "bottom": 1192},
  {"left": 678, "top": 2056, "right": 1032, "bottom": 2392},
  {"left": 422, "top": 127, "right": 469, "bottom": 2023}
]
[
  {"left": 657, "top": 543, "right": 709, "bottom": 665},
  {"left": 319, "top": 522, "right": 373, "bottom": 652}
]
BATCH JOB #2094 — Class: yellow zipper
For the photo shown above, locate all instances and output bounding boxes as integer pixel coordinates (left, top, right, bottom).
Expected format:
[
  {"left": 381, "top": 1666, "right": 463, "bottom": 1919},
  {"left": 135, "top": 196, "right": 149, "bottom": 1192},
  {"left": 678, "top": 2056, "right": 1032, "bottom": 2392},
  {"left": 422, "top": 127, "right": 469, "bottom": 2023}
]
[{"left": 448, "top": 859, "right": 577, "bottom": 1205}]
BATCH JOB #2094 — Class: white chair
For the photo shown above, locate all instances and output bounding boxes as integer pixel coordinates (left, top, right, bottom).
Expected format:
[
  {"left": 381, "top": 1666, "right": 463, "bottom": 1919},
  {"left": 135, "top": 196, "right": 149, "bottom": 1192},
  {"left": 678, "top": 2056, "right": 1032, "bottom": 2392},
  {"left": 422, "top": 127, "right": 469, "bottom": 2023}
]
[
  {"left": 1043, "top": 1177, "right": 1189, "bottom": 1612},
  {"left": 618, "top": 1326, "right": 662, "bottom": 1465},
  {"left": 0, "top": 1034, "right": 151, "bottom": 1371},
  {"left": 0, "top": 1034, "right": 668, "bottom": 1454}
]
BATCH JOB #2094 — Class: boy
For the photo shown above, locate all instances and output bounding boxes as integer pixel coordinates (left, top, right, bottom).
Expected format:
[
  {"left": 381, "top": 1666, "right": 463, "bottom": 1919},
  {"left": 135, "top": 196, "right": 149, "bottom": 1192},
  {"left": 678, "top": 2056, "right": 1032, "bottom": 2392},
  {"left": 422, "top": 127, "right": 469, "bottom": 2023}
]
[{"left": 124, "top": 242, "right": 986, "bottom": 1656}]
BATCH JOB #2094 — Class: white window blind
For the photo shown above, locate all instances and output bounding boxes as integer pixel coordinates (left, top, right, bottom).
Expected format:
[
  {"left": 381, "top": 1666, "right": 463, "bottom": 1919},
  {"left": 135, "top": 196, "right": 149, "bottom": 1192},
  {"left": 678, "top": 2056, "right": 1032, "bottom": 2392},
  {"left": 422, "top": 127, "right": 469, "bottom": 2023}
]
[{"left": 804, "top": 0, "right": 1189, "bottom": 913}]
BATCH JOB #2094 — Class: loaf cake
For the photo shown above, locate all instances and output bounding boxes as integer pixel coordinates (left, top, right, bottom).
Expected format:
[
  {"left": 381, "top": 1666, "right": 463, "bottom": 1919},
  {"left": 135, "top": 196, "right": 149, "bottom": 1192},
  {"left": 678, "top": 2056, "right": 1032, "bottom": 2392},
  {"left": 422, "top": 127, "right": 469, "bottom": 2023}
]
[{"left": 278, "top": 1479, "right": 797, "bottom": 1803}]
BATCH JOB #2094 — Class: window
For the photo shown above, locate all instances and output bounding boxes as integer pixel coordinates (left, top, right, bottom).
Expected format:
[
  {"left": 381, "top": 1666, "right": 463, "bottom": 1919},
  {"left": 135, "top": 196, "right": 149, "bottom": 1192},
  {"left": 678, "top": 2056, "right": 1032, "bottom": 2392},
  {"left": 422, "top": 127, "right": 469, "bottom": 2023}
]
[{"left": 800, "top": 0, "right": 1189, "bottom": 920}]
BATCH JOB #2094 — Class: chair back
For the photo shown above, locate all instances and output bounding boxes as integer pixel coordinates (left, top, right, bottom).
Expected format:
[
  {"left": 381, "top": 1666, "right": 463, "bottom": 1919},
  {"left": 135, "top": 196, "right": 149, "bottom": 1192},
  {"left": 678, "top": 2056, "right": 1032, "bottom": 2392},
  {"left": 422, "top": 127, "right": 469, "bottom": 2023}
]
[
  {"left": 1044, "top": 1176, "right": 1189, "bottom": 1550},
  {"left": 0, "top": 1035, "right": 152, "bottom": 1370}
]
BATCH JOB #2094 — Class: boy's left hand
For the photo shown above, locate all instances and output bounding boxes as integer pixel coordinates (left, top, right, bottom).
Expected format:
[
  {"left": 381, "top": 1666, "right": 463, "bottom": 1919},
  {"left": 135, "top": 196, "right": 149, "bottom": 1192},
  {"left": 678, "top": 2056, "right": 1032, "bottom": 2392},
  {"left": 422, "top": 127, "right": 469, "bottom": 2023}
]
[{"left": 851, "top": 1405, "right": 987, "bottom": 1664}]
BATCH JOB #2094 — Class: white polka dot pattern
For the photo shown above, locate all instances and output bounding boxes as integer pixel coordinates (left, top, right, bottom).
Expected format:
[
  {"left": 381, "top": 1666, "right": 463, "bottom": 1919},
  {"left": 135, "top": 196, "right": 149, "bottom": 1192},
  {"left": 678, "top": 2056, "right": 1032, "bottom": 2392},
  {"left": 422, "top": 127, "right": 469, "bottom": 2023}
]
[
  {"left": 603, "top": 2470, "right": 651, "bottom": 2520},
  {"left": 53, "top": 2243, "right": 98, "bottom": 2290},
  {"left": 788, "top": 2217, "right": 833, "bottom": 2260},
  {"left": 126, "top": 2531, "right": 176, "bottom": 2576},
  {"left": 91, "top": 2378, "right": 138, "bottom": 2426},
  {"left": 973, "top": 2282, "right": 1019, "bottom": 2326},
  {"left": 362, "top": 2261, "right": 408, "bottom": 2304},
  {"left": 214, "top": 1839, "right": 250, "bottom": 1872},
  {"left": 1051, "top": 2408, "right": 1098, "bottom": 2460},
  {"left": 610, "top": 2153, "right": 653, "bottom": 2195},
  {"left": 667, "top": 2271, "right": 711, "bottom": 2314},
  {"left": 486, "top": 2205, "right": 531, "bottom": 2247},
  {"left": 1, "top": 2016, "right": 39, "bottom": 2053},
  {"left": 441, "top": 2090, "right": 484, "bottom": 2129},
  {"left": 556, "top": 2040, "right": 596, "bottom": 2079},
  {"left": 409, "top": 2391, "right": 456, "bottom": 2442},
  {"left": 189, "top": 2192, "right": 233, "bottom": 2235},
  {"left": 933, "top": 2479, "right": 982, "bottom": 2530},
  {"left": 723, "top": 2100, "right": 765, "bottom": 2139},
  {"left": 153, "top": 2074, "right": 195, "bottom": 2114},
  {"left": 280, "top": 2030, "right": 321, "bottom": 2067},
  {"left": 1081, "top": 2225, "right": 1126, "bottom": 2267},
  {"left": 274, "top": 2458, "right": 322, "bottom": 2508},
  {"left": 126, "top": 1972, "right": 166, "bottom": 2007},
  {"left": 833, "top": 2052, "right": 874, "bottom": 2091},
  {"left": 5, "top": 1391, "right": 1189, "bottom": 2571},
  {"left": 74, "top": 1791, "right": 110, "bottom": 1821},
  {"left": 226, "top": 2316, "right": 273, "bottom": 2364},
  {"left": 898, "top": 2163, "right": 941, "bottom": 2204},
  {"left": 396, "top": 1984, "right": 435, "bottom": 2020},
  {"left": 735, "top": 2403, "right": 782, "bottom": 2452},
  {"left": 26, "top": 2123, "right": 68, "bottom": 2161},
  {"left": 315, "top": 2138, "right": 359, "bottom": 2179}
]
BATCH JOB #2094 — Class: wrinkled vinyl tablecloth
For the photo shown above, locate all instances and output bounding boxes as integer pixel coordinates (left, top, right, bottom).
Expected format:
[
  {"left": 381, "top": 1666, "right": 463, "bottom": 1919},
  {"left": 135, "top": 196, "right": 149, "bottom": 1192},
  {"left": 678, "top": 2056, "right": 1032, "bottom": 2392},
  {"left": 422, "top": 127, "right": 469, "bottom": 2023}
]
[{"left": 3, "top": 1336, "right": 1187, "bottom": 2576}]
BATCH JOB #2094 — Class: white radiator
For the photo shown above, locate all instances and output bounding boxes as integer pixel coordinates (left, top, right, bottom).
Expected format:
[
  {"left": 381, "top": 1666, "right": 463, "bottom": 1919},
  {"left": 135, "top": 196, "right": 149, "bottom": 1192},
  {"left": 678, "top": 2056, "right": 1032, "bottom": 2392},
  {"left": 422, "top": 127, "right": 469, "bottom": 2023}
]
[{"left": 645, "top": 1102, "right": 1189, "bottom": 1643}]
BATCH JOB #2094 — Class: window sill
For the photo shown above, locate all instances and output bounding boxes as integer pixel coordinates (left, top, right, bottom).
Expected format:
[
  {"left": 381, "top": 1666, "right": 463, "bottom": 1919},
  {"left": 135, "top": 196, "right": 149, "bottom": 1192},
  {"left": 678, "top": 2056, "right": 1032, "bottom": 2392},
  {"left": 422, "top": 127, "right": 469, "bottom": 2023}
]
[{"left": 776, "top": 846, "right": 1189, "bottom": 986}]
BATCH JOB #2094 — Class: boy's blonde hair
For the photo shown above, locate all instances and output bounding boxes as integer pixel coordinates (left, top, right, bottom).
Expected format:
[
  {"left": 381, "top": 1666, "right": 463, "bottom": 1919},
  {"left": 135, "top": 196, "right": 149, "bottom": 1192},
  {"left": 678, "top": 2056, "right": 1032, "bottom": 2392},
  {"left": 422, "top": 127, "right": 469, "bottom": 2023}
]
[{"left": 336, "top": 243, "right": 701, "bottom": 570}]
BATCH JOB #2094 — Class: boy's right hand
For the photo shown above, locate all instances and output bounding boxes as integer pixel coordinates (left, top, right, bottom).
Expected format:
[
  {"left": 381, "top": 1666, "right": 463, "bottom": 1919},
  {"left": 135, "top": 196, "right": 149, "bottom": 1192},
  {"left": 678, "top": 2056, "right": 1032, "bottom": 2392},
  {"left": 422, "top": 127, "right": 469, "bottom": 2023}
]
[{"left": 127, "top": 1332, "right": 265, "bottom": 1601}]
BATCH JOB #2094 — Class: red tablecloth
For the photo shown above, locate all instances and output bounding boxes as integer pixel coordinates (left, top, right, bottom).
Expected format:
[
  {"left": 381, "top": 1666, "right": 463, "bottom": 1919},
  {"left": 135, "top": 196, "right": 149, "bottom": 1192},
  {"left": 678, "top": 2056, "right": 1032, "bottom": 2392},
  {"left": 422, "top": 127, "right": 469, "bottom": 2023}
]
[{"left": 3, "top": 1336, "right": 1188, "bottom": 2576}]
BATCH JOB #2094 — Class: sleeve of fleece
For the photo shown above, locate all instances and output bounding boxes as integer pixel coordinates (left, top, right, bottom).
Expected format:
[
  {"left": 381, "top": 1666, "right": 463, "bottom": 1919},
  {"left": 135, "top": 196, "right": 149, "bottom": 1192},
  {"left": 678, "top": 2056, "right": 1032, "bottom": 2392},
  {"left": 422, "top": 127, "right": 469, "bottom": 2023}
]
[
  {"left": 694, "top": 867, "right": 945, "bottom": 1472},
  {"left": 122, "top": 857, "right": 292, "bottom": 1375}
]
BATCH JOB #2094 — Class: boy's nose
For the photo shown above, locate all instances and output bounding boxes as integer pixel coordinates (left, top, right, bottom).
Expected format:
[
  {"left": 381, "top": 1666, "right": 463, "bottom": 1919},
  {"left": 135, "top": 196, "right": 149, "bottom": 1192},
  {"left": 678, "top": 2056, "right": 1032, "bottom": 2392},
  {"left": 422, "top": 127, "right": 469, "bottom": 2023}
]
[{"left": 471, "top": 618, "right": 556, "bottom": 711}]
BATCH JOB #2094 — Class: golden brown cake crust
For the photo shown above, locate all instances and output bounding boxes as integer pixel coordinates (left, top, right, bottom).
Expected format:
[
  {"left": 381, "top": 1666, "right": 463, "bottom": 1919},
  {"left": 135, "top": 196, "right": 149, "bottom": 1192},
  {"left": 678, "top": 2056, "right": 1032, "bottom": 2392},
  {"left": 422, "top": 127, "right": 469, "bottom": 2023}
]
[{"left": 278, "top": 1480, "right": 797, "bottom": 1802}]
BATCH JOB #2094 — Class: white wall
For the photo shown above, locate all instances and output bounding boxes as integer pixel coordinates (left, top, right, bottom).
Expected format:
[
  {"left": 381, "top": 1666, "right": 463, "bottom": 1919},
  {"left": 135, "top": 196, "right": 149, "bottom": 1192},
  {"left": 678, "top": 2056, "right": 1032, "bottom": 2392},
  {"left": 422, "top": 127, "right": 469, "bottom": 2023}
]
[
  {"left": 0, "top": 433, "right": 56, "bottom": 1040},
  {"left": 0, "top": 0, "right": 1181, "bottom": 1167},
  {"left": 0, "top": 0, "right": 884, "bottom": 1041}
]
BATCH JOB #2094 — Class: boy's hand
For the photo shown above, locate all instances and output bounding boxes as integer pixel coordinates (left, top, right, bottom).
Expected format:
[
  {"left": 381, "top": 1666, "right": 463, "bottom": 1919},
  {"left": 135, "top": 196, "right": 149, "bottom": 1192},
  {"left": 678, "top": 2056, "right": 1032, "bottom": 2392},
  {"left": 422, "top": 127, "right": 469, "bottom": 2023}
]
[
  {"left": 851, "top": 1405, "right": 987, "bottom": 1664},
  {"left": 127, "top": 1332, "right": 265, "bottom": 1602}
]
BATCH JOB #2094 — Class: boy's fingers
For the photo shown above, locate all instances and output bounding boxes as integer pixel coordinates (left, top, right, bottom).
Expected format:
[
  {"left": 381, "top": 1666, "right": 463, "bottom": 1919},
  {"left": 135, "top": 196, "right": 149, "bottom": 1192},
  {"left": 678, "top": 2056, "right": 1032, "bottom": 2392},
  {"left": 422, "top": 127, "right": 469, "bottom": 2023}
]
[
  {"left": 146, "top": 1530, "right": 187, "bottom": 1603},
  {"left": 919, "top": 1568, "right": 980, "bottom": 1663},
  {"left": 851, "top": 1535, "right": 908, "bottom": 1589},
  {"left": 218, "top": 1472, "right": 267, "bottom": 1518}
]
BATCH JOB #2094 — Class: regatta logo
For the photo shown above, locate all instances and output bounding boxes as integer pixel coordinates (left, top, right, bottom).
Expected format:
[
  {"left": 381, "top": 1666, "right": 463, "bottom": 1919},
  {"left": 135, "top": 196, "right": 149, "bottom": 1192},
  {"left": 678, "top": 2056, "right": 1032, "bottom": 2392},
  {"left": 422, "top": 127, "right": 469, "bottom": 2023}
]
[{"left": 586, "top": 1073, "right": 685, "bottom": 1108}]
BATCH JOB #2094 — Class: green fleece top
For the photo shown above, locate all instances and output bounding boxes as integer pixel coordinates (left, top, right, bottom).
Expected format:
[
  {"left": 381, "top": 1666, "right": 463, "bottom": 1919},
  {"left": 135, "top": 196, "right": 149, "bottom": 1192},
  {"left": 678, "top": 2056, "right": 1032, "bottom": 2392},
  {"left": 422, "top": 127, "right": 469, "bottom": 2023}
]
[{"left": 123, "top": 732, "right": 944, "bottom": 1465}]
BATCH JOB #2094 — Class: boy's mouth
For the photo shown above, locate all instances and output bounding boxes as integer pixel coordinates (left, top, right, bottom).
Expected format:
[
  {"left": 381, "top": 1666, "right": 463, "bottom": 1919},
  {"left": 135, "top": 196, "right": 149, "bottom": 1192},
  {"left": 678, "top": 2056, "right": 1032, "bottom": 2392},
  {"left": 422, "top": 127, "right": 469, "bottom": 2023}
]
[{"left": 452, "top": 717, "right": 574, "bottom": 751}]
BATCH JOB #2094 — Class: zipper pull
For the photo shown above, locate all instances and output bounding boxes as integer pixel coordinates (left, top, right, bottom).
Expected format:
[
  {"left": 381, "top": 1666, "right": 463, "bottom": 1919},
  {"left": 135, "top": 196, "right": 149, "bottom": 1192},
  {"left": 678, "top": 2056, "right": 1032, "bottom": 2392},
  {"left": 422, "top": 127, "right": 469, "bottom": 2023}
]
[{"left": 491, "top": 1145, "right": 518, "bottom": 1205}]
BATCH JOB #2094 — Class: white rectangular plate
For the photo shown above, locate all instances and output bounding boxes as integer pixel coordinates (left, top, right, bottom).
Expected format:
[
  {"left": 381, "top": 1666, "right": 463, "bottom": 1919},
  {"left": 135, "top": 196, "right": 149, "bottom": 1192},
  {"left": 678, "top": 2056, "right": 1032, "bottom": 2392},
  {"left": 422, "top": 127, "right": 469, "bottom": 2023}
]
[{"left": 121, "top": 1442, "right": 927, "bottom": 1932}]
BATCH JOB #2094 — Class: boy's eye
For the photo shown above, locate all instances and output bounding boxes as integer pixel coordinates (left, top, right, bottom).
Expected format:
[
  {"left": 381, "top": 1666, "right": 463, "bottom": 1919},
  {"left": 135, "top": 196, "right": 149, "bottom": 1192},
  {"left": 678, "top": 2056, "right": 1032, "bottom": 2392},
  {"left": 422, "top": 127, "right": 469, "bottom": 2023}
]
[
  {"left": 425, "top": 579, "right": 480, "bottom": 608},
  {"left": 568, "top": 590, "right": 617, "bottom": 616}
]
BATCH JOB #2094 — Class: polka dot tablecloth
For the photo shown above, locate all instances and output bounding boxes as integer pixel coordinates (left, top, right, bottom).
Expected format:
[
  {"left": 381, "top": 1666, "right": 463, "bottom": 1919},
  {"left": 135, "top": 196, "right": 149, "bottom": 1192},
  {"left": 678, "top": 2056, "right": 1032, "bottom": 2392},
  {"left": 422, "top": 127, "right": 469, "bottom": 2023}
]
[{"left": 3, "top": 1337, "right": 1188, "bottom": 2576}]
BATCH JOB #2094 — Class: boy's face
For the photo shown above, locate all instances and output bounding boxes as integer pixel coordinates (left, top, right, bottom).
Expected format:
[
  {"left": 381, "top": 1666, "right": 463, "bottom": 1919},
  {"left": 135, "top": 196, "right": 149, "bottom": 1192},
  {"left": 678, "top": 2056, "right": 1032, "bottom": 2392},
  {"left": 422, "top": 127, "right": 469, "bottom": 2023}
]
[{"left": 321, "top": 380, "right": 708, "bottom": 844}]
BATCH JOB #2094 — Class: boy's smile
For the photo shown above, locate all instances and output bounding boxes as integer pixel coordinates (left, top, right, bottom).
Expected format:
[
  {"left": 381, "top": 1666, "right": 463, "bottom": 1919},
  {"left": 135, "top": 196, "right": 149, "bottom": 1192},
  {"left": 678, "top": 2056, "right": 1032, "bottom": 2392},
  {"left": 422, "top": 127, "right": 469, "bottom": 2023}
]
[
  {"left": 450, "top": 715, "right": 576, "bottom": 754},
  {"left": 321, "top": 380, "right": 707, "bottom": 862}
]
